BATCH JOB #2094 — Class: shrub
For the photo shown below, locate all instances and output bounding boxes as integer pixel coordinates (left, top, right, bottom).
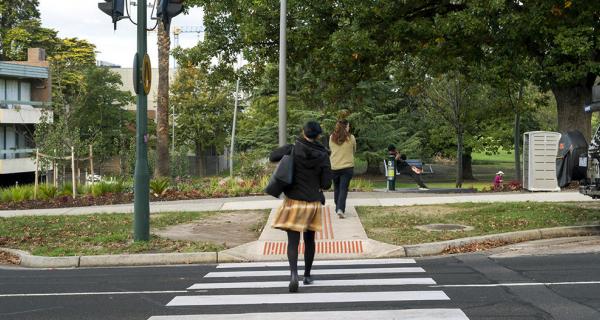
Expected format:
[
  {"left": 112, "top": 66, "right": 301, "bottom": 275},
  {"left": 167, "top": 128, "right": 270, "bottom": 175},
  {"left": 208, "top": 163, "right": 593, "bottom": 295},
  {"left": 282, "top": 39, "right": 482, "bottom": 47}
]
[
  {"left": 38, "top": 185, "right": 58, "bottom": 200},
  {"left": 236, "top": 152, "right": 270, "bottom": 179},
  {"left": 90, "top": 182, "right": 111, "bottom": 197},
  {"left": 150, "top": 177, "right": 170, "bottom": 197},
  {"left": 0, "top": 188, "right": 11, "bottom": 202},
  {"left": 505, "top": 180, "right": 523, "bottom": 191},
  {"left": 350, "top": 178, "right": 374, "bottom": 192},
  {"left": 9, "top": 185, "right": 34, "bottom": 202},
  {"left": 60, "top": 183, "right": 73, "bottom": 196}
]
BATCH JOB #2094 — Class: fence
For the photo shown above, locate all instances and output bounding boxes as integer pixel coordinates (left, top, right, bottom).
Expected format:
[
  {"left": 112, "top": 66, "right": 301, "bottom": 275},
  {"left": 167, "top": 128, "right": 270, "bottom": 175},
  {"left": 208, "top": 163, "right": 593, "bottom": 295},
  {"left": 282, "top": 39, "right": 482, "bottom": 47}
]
[{"left": 186, "top": 154, "right": 229, "bottom": 177}]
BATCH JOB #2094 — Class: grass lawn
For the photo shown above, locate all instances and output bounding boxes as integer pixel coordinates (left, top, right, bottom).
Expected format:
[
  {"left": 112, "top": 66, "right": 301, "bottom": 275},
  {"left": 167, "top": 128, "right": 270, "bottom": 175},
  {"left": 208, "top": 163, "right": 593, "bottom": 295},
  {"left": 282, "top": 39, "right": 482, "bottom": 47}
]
[
  {"left": 472, "top": 148, "right": 518, "bottom": 164},
  {"left": 371, "top": 181, "right": 492, "bottom": 191},
  {"left": 0, "top": 210, "right": 267, "bottom": 257},
  {"left": 357, "top": 202, "right": 600, "bottom": 246}
]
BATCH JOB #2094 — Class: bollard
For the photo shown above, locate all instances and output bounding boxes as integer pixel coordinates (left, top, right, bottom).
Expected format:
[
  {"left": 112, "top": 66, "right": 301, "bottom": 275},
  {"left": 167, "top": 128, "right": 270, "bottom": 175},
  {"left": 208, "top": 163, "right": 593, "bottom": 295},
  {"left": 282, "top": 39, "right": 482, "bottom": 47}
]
[{"left": 386, "top": 154, "right": 396, "bottom": 191}]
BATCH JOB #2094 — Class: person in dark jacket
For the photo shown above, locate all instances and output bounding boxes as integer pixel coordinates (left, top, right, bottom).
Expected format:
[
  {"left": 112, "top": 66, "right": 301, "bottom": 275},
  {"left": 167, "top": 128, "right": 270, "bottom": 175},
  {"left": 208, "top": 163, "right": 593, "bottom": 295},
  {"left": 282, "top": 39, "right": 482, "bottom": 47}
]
[{"left": 269, "top": 121, "right": 332, "bottom": 292}]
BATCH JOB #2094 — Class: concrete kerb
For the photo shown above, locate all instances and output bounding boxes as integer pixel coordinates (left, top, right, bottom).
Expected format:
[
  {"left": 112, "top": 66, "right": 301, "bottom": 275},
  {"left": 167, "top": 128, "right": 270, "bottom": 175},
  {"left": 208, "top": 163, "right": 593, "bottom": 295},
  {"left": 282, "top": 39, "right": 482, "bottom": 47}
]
[
  {"left": 0, "top": 248, "right": 79, "bottom": 268},
  {"left": 400, "top": 225, "right": 600, "bottom": 257},
  {"left": 0, "top": 249, "right": 220, "bottom": 268},
  {"left": 3, "top": 225, "right": 600, "bottom": 268}
]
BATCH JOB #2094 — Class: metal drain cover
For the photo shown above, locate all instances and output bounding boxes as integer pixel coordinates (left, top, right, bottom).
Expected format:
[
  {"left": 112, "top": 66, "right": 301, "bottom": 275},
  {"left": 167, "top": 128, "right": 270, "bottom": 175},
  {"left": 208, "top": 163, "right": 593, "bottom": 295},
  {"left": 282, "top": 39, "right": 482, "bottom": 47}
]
[{"left": 415, "top": 224, "right": 474, "bottom": 232}]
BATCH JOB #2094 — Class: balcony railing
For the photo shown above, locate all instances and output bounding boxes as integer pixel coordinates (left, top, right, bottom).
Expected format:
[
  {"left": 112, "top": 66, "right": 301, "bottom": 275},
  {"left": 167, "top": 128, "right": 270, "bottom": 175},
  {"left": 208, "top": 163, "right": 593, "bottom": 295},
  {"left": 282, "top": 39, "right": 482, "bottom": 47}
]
[
  {"left": 0, "top": 100, "right": 50, "bottom": 108},
  {"left": 0, "top": 148, "right": 35, "bottom": 159}
]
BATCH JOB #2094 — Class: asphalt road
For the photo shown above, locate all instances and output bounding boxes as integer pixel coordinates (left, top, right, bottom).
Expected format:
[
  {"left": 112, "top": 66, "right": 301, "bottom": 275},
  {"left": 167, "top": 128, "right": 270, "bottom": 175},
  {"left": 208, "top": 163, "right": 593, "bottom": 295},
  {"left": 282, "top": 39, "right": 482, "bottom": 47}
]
[{"left": 1, "top": 253, "right": 599, "bottom": 320}]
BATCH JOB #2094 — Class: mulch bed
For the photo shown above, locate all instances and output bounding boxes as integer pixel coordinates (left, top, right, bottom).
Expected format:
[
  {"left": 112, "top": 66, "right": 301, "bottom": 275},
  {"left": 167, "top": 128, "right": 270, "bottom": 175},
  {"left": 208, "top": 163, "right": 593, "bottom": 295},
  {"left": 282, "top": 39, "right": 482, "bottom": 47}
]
[
  {"left": 0, "top": 250, "right": 20, "bottom": 265},
  {"left": 0, "top": 193, "right": 134, "bottom": 211},
  {"left": 442, "top": 239, "right": 514, "bottom": 254},
  {"left": 0, "top": 190, "right": 266, "bottom": 211}
]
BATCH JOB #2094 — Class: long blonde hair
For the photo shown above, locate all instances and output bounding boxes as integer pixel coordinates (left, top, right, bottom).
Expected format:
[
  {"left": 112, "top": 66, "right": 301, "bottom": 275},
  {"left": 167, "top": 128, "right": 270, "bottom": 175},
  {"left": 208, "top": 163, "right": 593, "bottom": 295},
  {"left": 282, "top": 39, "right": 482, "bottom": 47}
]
[{"left": 331, "top": 119, "right": 350, "bottom": 145}]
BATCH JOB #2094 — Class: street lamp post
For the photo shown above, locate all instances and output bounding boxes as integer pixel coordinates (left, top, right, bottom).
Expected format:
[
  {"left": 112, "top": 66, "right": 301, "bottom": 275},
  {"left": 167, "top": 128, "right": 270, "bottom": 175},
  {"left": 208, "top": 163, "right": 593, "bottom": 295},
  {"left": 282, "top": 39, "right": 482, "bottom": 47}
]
[{"left": 278, "top": 0, "right": 287, "bottom": 146}]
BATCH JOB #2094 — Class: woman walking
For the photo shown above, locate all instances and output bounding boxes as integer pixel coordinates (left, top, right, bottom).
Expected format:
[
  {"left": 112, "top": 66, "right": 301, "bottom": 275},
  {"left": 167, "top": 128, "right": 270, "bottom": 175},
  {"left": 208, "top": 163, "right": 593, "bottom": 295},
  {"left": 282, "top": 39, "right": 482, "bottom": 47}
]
[
  {"left": 269, "top": 121, "right": 332, "bottom": 292},
  {"left": 329, "top": 119, "right": 356, "bottom": 218}
]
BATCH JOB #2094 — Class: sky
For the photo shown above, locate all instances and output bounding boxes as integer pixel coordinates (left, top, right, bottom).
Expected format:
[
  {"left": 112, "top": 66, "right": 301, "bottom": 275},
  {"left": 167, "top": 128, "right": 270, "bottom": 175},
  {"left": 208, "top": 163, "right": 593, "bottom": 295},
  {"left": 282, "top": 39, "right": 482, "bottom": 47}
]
[{"left": 38, "top": 0, "right": 205, "bottom": 67}]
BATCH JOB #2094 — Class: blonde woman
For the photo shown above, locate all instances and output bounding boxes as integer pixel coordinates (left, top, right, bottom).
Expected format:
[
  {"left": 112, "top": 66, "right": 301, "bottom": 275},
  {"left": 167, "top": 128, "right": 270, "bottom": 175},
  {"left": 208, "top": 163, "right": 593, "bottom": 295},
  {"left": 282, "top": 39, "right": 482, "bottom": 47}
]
[
  {"left": 269, "top": 121, "right": 332, "bottom": 292},
  {"left": 329, "top": 119, "right": 356, "bottom": 218}
]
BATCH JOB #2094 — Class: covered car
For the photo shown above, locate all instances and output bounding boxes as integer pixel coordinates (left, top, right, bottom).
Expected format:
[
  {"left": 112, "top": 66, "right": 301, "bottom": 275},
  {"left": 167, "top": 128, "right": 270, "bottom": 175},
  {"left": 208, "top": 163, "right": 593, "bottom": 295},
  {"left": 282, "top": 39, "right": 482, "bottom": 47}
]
[{"left": 556, "top": 130, "right": 588, "bottom": 187}]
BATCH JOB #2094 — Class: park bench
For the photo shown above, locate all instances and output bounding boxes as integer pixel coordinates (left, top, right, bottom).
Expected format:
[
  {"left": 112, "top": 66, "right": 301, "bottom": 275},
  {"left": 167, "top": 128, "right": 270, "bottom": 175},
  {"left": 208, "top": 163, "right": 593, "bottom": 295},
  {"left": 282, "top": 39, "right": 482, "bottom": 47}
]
[
  {"left": 382, "top": 159, "right": 434, "bottom": 176},
  {"left": 403, "top": 159, "right": 434, "bottom": 175}
]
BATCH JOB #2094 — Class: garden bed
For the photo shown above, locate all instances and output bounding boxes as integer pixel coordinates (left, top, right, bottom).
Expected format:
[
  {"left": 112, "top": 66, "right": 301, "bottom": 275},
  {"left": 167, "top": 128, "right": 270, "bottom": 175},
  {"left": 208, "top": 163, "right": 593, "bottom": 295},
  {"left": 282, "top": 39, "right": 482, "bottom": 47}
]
[
  {"left": 357, "top": 202, "right": 600, "bottom": 247},
  {"left": 0, "top": 177, "right": 375, "bottom": 210},
  {"left": 0, "top": 210, "right": 268, "bottom": 257}
]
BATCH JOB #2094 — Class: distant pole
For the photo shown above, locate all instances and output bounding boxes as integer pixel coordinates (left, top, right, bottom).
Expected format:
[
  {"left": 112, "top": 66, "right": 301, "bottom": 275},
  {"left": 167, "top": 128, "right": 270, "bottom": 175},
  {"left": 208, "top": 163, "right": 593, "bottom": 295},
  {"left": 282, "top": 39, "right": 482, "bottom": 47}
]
[
  {"left": 230, "top": 78, "right": 240, "bottom": 177},
  {"left": 89, "top": 145, "right": 94, "bottom": 185},
  {"left": 134, "top": 0, "right": 150, "bottom": 241},
  {"left": 34, "top": 149, "right": 39, "bottom": 200},
  {"left": 71, "top": 146, "right": 76, "bottom": 199},
  {"left": 172, "top": 104, "right": 175, "bottom": 153},
  {"left": 278, "top": 0, "right": 287, "bottom": 146}
]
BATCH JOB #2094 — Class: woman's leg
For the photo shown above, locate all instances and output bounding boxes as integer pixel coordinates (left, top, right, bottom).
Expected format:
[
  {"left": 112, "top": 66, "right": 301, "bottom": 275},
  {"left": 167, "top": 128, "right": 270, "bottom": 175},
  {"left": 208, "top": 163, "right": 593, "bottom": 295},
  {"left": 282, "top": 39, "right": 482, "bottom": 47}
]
[
  {"left": 286, "top": 230, "right": 300, "bottom": 292},
  {"left": 332, "top": 170, "right": 341, "bottom": 212},
  {"left": 337, "top": 168, "right": 354, "bottom": 213},
  {"left": 303, "top": 230, "right": 315, "bottom": 284}
]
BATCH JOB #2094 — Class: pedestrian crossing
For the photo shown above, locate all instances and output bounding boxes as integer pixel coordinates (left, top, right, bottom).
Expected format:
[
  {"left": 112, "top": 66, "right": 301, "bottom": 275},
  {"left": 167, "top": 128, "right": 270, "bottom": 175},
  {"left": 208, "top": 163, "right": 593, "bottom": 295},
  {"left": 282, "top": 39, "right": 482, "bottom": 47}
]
[{"left": 147, "top": 258, "right": 469, "bottom": 320}]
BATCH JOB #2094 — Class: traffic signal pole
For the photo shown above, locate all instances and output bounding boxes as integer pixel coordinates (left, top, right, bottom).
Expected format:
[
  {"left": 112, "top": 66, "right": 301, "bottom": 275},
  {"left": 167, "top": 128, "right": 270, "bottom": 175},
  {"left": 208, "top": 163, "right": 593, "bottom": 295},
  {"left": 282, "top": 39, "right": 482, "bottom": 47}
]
[
  {"left": 98, "top": 0, "right": 183, "bottom": 241},
  {"left": 134, "top": 0, "right": 150, "bottom": 241}
]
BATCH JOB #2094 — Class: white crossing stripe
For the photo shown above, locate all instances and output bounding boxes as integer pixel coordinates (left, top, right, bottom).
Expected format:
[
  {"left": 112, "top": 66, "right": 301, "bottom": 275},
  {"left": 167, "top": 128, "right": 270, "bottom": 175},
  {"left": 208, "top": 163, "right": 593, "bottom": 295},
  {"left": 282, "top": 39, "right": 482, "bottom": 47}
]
[
  {"left": 0, "top": 290, "right": 188, "bottom": 298},
  {"left": 166, "top": 290, "right": 450, "bottom": 306},
  {"left": 217, "top": 258, "right": 417, "bottom": 268},
  {"left": 188, "top": 277, "right": 436, "bottom": 290},
  {"left": 432, "top": 280, "right": 600, "bottom": 288},
  {"left": 148, "top": 308, "right": 470, "bottom": 320},
  {"left": 204, "top": 267, "right": 425, "bottom": 278}
]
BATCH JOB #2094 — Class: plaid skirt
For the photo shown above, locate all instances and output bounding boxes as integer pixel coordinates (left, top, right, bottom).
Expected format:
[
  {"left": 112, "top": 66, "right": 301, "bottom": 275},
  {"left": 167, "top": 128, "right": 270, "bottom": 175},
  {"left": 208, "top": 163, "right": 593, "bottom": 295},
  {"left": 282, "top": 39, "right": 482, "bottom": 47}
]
[{"left": 271, "top": 198, "right": 322, "bottom": 232}]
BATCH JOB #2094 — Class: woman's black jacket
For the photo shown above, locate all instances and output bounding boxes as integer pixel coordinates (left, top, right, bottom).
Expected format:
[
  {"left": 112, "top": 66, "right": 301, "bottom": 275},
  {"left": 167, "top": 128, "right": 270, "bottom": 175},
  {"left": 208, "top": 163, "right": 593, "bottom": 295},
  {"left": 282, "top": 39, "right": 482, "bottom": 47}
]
[{"left": 269, "top": 137, "right": 332, "bottom": 202}]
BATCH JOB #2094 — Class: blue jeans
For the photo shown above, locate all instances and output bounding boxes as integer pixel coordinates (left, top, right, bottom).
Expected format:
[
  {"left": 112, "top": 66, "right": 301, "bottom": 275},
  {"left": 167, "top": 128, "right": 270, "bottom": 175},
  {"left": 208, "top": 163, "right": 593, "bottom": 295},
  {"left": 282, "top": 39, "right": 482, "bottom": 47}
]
[{"left": 332, "top": 167, "right": 353, "bottom": 213}]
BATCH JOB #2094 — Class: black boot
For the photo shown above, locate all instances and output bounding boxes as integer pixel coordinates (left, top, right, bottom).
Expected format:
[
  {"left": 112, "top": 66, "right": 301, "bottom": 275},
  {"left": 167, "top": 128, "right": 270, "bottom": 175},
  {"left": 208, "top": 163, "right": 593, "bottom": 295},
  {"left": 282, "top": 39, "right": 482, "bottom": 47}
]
[
  {"left": 286, "top": 231, "right": 301, "bottom": 293},
  {"left": 289, "top": 272, "right": 299, "bottom": 292},
  {"left": 303, "top": 230, "right": 316, "bottom": 285}
]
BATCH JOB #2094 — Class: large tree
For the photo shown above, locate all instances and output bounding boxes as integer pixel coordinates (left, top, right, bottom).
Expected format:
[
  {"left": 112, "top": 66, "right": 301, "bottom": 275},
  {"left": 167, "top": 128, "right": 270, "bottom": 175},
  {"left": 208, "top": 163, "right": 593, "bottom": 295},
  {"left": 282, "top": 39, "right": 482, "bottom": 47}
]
[
  {"left": 35, "top": 38, "right": 133, "bottom": 169},
  {"left": 170, "top": 65, "right": 233, "bottom": 177},
  {"left": 0, "top": 0, "right": 41, "bottom": 59},
  {"left": 155, "top": 21, "right": 171, "bottom": 177},
  {"left": 419, "top": 1, "right": 600, "bottom": 140},
  {"left": 502, "top": 1, "right": 599, "bottom": 140}
]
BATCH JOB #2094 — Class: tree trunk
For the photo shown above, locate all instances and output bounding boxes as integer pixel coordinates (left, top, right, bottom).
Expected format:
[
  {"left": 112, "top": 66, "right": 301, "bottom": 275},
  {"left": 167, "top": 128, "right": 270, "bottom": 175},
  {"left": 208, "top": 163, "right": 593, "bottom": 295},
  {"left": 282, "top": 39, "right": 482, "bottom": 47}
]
[
  {"left": 461, "top": 147, "right": 474, "bottom": 180},
  {"left": 366, "top": 156, "right": 382, "bottom": 175},
  {"left": 195, "top": 141, "right": 205, "bottom": 177},
  {"left": 552, "top": 83, "right": 593, "bottom": 142},
  {"left": 155, "top": 20, "right": 171, "bottom": 177},
  {"left": 456, "top": 130, "right": 464, "bottom": 188},
  {"left": 514, "top": 112, "right": 522, "bottom": 182}
]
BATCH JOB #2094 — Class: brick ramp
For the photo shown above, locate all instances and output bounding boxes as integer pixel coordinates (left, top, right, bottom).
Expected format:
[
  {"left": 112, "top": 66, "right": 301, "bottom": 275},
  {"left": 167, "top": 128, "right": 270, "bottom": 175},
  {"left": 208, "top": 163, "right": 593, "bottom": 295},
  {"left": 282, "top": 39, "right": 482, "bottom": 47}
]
[{"left": 219, "top": 205, "right": 399, "bottom": 261}]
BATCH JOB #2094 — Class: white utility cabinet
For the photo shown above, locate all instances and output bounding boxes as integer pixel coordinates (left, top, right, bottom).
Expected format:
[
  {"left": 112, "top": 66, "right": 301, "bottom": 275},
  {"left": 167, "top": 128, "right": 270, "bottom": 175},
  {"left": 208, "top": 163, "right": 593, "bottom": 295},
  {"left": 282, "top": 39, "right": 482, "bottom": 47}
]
[{"left": 523, "top": 131, "right": 561, "bottom": 191}]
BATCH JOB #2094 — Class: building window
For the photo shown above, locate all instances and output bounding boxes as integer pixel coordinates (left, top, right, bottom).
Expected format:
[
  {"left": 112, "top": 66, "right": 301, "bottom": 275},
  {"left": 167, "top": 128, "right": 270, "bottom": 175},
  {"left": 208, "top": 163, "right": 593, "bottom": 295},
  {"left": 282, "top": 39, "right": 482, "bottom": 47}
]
[{"left": 20, "top": 81, "right": 31, "bottom": 102}]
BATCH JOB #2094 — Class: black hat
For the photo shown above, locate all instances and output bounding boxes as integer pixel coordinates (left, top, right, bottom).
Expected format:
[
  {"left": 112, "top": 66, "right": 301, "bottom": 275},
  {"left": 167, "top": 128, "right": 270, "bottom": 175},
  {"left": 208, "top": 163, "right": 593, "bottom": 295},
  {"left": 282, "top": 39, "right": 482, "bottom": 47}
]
[
  {"left": 303, "top": 121, "right": 323, "bottom": 139},
  {"left": 387, "top": 144, "right": 396, "bottom": 151}
]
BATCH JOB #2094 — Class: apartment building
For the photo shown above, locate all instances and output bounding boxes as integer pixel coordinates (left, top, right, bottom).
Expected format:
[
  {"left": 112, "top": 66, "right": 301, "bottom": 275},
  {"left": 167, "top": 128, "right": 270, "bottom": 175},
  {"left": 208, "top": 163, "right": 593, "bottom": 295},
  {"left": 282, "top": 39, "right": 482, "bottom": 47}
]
[{"left": 0, "top": 48, "right": 51, "bottom": 186}]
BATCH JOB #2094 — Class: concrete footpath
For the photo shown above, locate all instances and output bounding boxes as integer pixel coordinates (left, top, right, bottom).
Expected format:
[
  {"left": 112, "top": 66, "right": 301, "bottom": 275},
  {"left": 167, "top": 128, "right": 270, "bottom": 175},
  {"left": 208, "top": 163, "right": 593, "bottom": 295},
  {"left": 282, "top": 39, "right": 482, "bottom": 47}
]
[
  {"left": 0, "top": 191, "right": 593, "bottom": 217},
  {"left": 1, "top": 191, "right": 598, "bottom": 268}
]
